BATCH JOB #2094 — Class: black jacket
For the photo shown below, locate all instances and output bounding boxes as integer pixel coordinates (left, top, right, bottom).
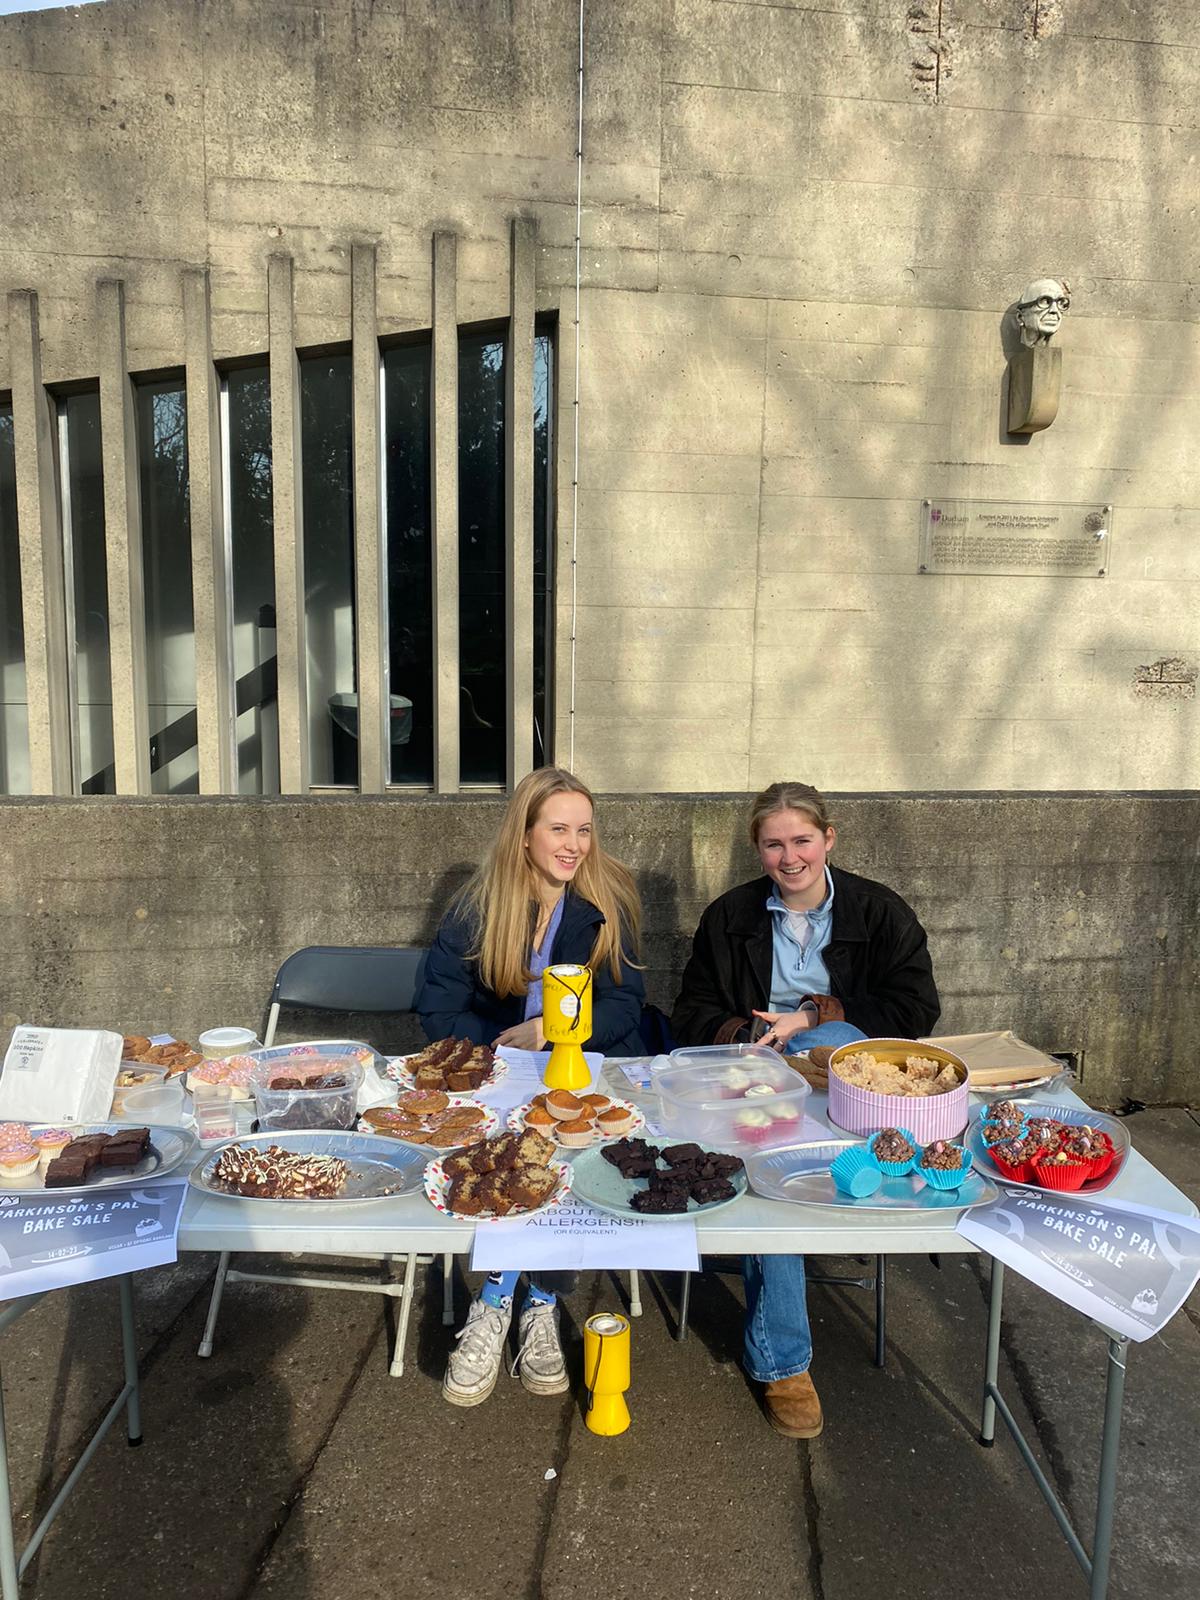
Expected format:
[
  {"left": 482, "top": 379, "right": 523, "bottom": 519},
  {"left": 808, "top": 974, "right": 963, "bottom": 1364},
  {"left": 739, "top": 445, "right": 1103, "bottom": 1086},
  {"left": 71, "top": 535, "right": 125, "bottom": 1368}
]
[
  {"left": 416, "top": 891, "right": 646, "bottom": 1056},
  {"left": 671, "top": 867, "right": 940, "bottom": 1046}
]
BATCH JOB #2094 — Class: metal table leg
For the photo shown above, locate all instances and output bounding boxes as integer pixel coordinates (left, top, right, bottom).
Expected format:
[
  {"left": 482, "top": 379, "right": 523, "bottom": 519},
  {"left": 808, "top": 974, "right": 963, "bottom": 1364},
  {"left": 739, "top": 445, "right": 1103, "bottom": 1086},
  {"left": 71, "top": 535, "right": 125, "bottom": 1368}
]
[
  {"left": 1089, "top": 1337, "right": 1128, "bottom": 1600},
  {"left": 0, "top": 1359, "right": 20, "bottom": 1600},
  {"left": 873, "top": 1254, "right": 887, "bottom": 1368},
  {"left": 980, "top": 1257, "right": 1003, "bottom": 1445},
  {"left": 120, "top": 1275, "right": 142, "bottom": 1445},
  {"left": 675, "top": 1271, "right": 692, "bottom": 1341},
  {"left": 978, "top": 1255, "right": 1130, "bottom": 1599}
]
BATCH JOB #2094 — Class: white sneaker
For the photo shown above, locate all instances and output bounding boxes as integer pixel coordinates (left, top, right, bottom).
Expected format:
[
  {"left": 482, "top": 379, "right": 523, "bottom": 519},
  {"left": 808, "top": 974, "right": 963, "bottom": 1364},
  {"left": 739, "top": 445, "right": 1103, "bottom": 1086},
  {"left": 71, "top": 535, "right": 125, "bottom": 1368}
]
[
  {"left": 513, "top": 1299, "right": 569, "bottom": 1395},
  {"left": 442, "top": 1297, "right": 511, "bottom": 1407}
]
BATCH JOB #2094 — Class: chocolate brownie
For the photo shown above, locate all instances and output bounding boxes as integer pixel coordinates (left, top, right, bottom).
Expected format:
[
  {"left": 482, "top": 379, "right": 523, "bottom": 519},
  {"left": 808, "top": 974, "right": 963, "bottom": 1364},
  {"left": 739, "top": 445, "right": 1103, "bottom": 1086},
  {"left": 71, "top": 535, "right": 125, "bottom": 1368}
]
[
  {"left": 661, "top": 1143, "right": 704, "bottom": 1168},
  {"left": 270, "top": 1076, "right": 304, "bottom": 1091},
  {"left": 631, "top": 1186, "right": 689, "bottom": 1214},
  {"left": 44, "top": 1153, "right": 96, "bottom": 1186},
  {"left": 690, "top": 1177, "right": 736, "bottom": 1205}
]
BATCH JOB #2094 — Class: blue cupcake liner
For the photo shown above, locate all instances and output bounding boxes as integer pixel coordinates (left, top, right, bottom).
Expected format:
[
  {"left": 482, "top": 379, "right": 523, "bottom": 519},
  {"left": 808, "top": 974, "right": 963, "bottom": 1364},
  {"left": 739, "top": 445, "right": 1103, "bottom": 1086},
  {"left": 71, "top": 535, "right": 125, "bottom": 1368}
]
[
  {"left": 918, "top": 1145, "right": 974, "bottom": 1190},
  {"left": 830, "top": 1147, "right": 883, "bottom": 1198},
  {"left": 867, "top": 1126, "right": 919, "bottom": 1177},
  {"left": 980, "top": 1115, "right": 1027, "bottom": 1148}
]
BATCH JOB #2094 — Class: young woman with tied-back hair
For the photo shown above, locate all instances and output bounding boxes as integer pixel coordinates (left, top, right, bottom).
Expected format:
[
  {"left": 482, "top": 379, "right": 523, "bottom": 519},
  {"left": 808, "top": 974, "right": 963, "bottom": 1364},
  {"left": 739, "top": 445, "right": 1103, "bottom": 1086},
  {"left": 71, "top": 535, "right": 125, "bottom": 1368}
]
[
  {"left": 417, "top": 766, "right": 645, "bottom": 1406},
  {"left": 671, "top": 780, "right": 940, "bottom": 1439}
]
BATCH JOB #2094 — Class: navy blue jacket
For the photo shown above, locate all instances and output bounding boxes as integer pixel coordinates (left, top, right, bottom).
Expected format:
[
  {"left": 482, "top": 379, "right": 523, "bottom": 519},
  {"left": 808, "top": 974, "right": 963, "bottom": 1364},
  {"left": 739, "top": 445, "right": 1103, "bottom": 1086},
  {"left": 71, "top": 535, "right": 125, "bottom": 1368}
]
[{"left": 416, "top": 892, "right": 646, "bottom": 1056}]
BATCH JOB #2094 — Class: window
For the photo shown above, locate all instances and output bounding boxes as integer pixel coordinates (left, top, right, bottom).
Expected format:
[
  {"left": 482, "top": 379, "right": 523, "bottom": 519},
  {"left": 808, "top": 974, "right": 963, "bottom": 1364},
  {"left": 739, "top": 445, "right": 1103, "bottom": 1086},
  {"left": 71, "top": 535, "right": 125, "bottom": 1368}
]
[
  {"left": 299, "top": 350, "right": 356, "bottom": 786},
  {"left": 58, "top": 390, "right": 115, "bottom": 794},
  {"left": 457, "top": 331, "right": 506, "bottom": 785},
  {"left": 0, "top": 402, "right": 29, "bottom": 794},
  {"left": 383, "top": 340, "right": 433, "bottom": 785},
  {"left": 135, "top": 377, "right": 196, "bottom": 793},
  {"left": 223, "top": 364, "right": 278, "bottom": 794}
]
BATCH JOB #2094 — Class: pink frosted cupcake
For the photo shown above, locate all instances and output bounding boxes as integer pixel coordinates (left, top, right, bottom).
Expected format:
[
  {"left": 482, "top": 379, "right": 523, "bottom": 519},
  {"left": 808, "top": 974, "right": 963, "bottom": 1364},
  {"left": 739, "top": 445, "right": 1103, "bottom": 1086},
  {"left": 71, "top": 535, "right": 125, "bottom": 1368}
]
[
  {"left": 33, "top": 1128, "right": 73, "bottom": 1172},
  {"left": 0, "top": 1122, "right": 30, "bottom": 1145},
  {"left": 0, "top": 1142, "right": 40, "bottom": 1182}
]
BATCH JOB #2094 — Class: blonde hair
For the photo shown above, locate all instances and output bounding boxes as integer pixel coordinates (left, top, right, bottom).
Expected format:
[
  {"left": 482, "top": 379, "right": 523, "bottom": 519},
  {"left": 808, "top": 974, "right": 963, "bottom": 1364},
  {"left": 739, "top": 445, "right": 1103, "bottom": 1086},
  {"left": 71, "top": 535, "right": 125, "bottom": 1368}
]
[
  {"left": 748, "top": 781, "right": 834, "bottom": 845},
  {"left": 459, "top": 767, "right": 643, "bottom": 999}
]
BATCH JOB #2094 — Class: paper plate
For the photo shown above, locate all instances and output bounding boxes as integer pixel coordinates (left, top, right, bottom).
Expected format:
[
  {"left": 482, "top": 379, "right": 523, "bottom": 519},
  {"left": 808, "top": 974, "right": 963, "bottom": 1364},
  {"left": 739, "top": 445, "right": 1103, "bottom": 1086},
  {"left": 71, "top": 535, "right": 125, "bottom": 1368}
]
[
  {"left": 422, "top": 1152, "right": 571, "bottom": 1222},
  {"left": 505, "top": 1097, "right": 645, "bottom": 1149},
  {"left": 385, "top": 1053, "right": 508, "bottom": 1091},
  {"left": 359, "top": 1096, "right": 499, "bottom": 1147}
]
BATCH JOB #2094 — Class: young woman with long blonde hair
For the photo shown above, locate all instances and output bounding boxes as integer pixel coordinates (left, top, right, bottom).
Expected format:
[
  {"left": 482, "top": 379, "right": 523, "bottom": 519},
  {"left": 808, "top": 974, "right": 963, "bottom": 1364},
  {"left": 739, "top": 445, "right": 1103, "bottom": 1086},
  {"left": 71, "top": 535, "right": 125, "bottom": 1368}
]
[{"left": 417, "top": 766, "right": 645, "bottom": 1405}]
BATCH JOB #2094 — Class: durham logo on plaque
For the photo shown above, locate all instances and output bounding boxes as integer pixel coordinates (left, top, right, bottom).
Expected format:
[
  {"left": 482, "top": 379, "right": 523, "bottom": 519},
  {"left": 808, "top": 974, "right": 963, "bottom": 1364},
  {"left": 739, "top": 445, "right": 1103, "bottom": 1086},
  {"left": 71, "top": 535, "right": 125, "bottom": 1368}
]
[{"left": 919, "top": 499, "right": 1112, "bottom": 578}]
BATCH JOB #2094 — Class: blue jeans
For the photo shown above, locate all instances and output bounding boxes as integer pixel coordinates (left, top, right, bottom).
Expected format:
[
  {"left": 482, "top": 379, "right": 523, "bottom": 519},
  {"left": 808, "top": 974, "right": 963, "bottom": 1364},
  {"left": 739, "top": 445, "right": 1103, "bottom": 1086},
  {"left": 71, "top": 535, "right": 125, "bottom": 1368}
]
[
  {"left": 746, "top": 1020, "right": 866, "bottom": 1381},
  {"left": 743, "top": 1254, "right": 812, "bottom": 1383},
  {"left": 785, "top": 1020, "right": 868, "bottom": 1052}
]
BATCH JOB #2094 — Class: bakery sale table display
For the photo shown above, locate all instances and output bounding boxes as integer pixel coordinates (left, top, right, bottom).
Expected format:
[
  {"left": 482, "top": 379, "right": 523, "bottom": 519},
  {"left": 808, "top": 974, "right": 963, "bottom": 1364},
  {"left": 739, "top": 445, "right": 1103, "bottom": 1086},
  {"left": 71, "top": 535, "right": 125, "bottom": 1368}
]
[{"left": 172, "top": 1060, "right": 1196, "bottom": 1600}]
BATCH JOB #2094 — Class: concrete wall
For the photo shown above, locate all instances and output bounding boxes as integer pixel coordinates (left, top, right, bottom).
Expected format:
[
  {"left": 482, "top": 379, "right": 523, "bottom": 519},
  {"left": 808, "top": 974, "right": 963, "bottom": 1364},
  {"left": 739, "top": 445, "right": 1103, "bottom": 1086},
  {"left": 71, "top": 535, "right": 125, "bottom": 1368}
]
[
  {"left": 1, "top": 1, "right": 1198, "bottom": 792},
  {"left": 1, "top": 792, "right": 1196, "bottom": 1108}
]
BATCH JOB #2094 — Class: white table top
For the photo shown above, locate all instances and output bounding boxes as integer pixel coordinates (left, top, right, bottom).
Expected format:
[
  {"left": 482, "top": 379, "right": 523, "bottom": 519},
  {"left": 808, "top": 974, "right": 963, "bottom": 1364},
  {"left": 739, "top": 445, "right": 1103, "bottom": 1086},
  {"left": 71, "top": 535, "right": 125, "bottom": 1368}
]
[{"left": 177, "top": 1077, "right": 1195, "bottom": 1259}]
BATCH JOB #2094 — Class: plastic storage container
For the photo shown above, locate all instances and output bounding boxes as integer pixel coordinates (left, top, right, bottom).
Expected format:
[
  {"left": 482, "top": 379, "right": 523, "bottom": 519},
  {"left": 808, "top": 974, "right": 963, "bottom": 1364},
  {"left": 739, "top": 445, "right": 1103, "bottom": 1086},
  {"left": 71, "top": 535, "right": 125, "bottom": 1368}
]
[
  {"left": 199, "top": 1027, "right": 261, "bottom": 1060},
  {"left": 249, "top": 1057, "right": 365, "bottom": 1133},
  {"left": 654, "top": 1050, "right": 811, "bottom": 1153}
]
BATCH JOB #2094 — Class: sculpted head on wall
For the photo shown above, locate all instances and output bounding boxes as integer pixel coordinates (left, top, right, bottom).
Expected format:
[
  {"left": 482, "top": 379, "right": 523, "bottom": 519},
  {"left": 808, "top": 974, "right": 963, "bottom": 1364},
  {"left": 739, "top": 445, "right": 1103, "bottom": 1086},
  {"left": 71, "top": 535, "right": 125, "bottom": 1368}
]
[{"left": 1015, "top": 278, "right": 1070, "bottom": 347}]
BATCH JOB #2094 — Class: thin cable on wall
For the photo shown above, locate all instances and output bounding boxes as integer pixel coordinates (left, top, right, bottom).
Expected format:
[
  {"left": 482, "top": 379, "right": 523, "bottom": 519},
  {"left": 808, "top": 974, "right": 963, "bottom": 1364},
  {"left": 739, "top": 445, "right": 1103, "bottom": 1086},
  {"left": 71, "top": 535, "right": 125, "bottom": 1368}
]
[{"left": 567, "top": 0, "right": 584, "bottom": 771}]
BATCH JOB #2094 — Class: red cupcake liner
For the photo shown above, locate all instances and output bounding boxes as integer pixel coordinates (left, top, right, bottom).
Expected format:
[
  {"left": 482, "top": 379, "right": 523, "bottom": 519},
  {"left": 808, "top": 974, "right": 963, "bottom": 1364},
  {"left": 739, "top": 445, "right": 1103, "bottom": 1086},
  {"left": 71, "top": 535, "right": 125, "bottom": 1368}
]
[
  {"left": 990, "top": 1152, "right": 1035, "bottom": 1184},
  {"left": 1032, "top": 1156, "right": 1090, "bottom": 1192}
]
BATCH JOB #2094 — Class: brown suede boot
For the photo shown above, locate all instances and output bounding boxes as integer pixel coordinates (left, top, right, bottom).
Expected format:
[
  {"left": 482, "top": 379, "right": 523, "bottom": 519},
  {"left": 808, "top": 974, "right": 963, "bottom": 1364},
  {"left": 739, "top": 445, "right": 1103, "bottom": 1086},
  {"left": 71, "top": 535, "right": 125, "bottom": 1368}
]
[{"left": 764, "top": 1371, "right": 823, "bottom": 1438}]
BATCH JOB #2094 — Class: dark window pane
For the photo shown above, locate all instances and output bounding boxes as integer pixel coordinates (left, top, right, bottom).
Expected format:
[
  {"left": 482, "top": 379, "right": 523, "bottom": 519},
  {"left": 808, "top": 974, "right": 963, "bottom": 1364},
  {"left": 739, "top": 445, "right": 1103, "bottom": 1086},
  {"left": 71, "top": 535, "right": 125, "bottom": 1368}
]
[
  {"left": 300, "top": 351, "right": 356, "bottom": 785},
  {"left": 135, "top": 377, "right": 196, "bottom": 793},
  {"left": 383, "top": 341, "right": 433, "bottom": 786},
  {"left": 61, "top": 391, "right": 115, "bottom": 794},
  {"left": 533, "top": 329, "right": 554, "bottom": 767},
  {"left": 226, "top": 364, "right": 279, "bottom": 794},
  {"left": 0, "top": 404, "right": 30, "bottom": 793},
  {"left": 458, "top": 332, "right": 506, "bottom": 784}
]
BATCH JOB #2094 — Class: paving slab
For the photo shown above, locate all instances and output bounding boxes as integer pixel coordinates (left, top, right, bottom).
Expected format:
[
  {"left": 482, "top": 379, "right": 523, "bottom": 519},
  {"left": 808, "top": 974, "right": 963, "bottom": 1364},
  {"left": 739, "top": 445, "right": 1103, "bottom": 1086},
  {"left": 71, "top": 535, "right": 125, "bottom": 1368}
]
[
  {"left": 20, "top": 1264, "right": 387, "bottom": 1600},
  {"left": 0, "top": 1254, "right": 213, "bottom": 1529},
  {"left": 253, "top": 1264, "right": 596, "bottom": 1600}
]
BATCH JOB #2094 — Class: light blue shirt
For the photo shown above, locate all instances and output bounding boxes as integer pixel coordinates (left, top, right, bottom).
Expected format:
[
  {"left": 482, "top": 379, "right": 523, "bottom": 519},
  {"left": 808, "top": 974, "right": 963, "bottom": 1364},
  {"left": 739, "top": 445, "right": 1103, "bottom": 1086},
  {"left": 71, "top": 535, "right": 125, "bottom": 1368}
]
[
  {"left": 767, "top": 870, "right": 835, "bottom": 1013},
  {"left": 524, "top": 894, "right": 566, "bottom": 1020}
]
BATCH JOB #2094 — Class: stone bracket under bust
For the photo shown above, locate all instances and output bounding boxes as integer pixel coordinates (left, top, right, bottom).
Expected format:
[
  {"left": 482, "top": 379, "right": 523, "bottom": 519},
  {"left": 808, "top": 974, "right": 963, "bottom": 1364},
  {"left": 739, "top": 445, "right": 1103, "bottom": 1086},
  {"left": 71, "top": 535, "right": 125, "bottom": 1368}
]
[{"left": 1007, "top": 277, "right": 1070, "bottom": 434}]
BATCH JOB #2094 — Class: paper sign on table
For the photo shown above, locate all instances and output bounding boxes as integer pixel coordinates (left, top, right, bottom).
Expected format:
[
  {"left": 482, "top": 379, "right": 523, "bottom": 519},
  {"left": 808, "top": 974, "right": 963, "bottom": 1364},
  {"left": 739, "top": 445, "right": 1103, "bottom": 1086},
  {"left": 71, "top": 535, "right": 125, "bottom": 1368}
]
[
  {"left": 0, "top": 1182, "right": 187, "bottom": 1300},
  {"left": 471, "top": 1192, "right": 700, "bottom": 1273},
  {"left": 482, "top": 1048, "right": 604, "bottom": 1112},
  {"left": 958, "top": 1188, "right": 1200, "bottom": 1342}
]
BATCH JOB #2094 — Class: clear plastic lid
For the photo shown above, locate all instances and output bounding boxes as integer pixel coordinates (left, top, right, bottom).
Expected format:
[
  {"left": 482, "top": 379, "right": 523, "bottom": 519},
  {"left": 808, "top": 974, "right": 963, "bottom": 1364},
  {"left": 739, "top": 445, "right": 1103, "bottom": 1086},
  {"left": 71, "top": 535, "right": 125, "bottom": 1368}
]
[{"left": 655, "top": 1052, "right": 809, "bottom": 1111}]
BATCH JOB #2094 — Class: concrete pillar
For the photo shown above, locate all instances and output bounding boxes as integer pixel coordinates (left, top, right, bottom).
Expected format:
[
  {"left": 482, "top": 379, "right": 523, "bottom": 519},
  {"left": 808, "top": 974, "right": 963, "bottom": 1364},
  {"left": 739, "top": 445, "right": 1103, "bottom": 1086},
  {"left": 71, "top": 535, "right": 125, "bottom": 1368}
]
[
  {"left": 351, "top": 241, "right": 386, "bottom": 793},
  {"left": 431, "top": 231, "right": 460, "bottom": 793},
  {"left": 268, "top": 252, "right": 309, "bottom": 793},
  {"left": 505, "top": 216, "right": 536, "bottom": 790},
  {"left": 7, "top": 290, "right": 72, "bottom": 795},
  {"left": 551, "top": 289, "right": 577, "bottom": 770},
  {"left": 183, "top": 267, "right": 237, "bottom": 793},
  {"left": 96, "top": 278, "right": 150, "bottom": 796}
]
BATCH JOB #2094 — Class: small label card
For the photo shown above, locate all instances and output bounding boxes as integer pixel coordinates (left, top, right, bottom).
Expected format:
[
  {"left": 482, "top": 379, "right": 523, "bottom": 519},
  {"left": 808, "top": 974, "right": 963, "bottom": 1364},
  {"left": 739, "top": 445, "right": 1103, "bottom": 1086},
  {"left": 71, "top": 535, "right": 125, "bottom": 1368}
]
[
  {"left": 0, "top": 1182, "right": 187, "bottom": 1300},
  {"left": 471, "top": 1192, "right": 700, "bottom": 1274},
  {"left": 958, "top": 1189, "right": 1200, "bottom": 1341}
]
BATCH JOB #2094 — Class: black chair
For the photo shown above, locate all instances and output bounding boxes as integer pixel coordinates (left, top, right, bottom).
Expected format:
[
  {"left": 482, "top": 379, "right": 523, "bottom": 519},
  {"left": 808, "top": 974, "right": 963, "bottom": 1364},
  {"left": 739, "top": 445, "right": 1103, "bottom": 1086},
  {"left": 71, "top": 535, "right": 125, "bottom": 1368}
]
[
  {"left": 259, "top": 944, "right": 428, "bottom": 1048},
  {"left": 198, "top": 944, "right": 440, "bottom": 1378}
]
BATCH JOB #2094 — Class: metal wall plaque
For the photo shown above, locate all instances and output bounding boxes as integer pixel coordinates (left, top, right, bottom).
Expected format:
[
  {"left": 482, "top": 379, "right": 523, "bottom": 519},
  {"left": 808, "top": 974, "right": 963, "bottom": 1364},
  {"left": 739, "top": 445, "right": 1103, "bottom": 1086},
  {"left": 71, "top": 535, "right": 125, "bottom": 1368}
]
[{"left": 919, "top": 499, "right": 1111, "bottom": 577}]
